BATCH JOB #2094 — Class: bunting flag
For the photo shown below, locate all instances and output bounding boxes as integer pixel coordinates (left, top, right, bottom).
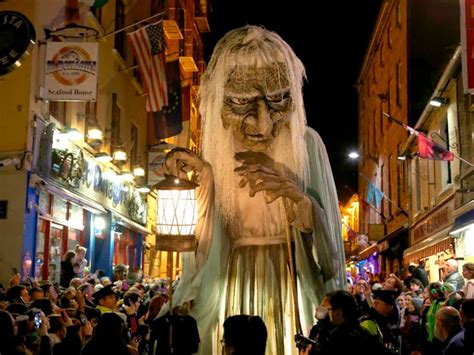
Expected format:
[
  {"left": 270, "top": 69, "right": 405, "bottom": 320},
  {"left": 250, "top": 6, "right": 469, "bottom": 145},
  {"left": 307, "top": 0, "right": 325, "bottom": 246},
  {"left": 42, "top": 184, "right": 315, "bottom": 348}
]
[
  {"left": 366, "top": 180, "right": 384, "bottom": 209},
  {"left": 127, "top": 22, "right": 168, "bottom": 112},
  {"left": 417, "top": 132, "right": 454, "bottom": 161},
  {"left": 150, "top": 60, "right": 183, "bottom": 139}
]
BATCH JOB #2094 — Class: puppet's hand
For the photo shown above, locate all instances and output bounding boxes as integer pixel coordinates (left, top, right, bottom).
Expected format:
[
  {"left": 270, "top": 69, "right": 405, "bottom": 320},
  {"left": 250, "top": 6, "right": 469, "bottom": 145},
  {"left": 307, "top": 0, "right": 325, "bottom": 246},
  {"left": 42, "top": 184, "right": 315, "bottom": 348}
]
[
  {"left": 162, "top": 148, "right": 205, "bottom": 180},
  {"left": 234, "top": 151, "right": 305, "bottom": 204}
]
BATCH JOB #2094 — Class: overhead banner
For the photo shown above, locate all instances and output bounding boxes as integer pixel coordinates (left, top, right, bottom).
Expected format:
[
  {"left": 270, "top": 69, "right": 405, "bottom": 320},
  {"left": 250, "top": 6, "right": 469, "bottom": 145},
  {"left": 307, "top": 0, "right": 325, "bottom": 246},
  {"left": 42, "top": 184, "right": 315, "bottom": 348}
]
[
  {"left": 461, "top": 0, "right": 474, "bottom": 93},
  {"left": 45, "top": 42, "right": 98, "bottom": 101}
]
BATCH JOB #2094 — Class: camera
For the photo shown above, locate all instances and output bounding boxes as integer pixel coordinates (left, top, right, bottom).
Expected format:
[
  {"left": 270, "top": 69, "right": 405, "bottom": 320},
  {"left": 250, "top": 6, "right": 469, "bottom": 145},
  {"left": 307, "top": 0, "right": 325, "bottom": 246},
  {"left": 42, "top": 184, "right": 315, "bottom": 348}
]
[
  {"left": 34, "top": 311, "right": 42, "bottom": 329},
  {"left": 294, "top": 333, "right": 316, "bottom": 351}
]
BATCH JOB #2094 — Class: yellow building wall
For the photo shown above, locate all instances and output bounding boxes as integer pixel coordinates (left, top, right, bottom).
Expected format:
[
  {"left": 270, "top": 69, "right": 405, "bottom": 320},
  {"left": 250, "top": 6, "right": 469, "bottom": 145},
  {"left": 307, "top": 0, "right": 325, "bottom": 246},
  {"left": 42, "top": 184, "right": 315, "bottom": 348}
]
[
  {"left": 0, "top": 1, "right": 36, "bottom": 285},
  {"left": 0, "top": 0, "right": 33, "bottom": 151}
]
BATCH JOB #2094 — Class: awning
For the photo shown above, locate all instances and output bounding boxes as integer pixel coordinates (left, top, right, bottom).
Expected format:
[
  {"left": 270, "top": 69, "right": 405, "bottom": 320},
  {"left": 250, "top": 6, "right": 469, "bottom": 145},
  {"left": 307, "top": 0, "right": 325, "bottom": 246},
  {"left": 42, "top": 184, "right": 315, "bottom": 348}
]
[
  {"left": 46, "top": 180, "right": 107, "bottom": 214},
  {"left": 450, "top": 208, "right": 474, "bottom": 235},
  {"left": 403, "top": 226, "right": 453, "bottom": 265},
  {"left": 113, "top": 213, "right": 151, "bottom": 235},
  {"left": 358, "top": 243, "right": 378, "bottom": 260}
]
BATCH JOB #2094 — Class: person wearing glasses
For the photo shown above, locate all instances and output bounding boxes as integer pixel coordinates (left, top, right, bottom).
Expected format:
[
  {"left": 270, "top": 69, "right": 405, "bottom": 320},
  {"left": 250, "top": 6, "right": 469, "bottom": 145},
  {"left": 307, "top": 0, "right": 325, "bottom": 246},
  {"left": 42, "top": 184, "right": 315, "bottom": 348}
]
[
  {"left": 353, "top": 278, "right": 371, "bottom": 317},
  {"left": 301, "top": 290, "right": 389, "bottom": 355}
]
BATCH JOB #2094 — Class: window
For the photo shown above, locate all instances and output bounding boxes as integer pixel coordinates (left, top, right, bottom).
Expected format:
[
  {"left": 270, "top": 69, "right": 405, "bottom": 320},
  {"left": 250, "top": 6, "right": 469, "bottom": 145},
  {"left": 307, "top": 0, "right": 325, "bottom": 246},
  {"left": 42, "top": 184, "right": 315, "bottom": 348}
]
[
  {"left": 49, "top": 101, "right": 67, "bottom": 125},
  {"left": 111, "top": 93, "right": 121, "bottom": 149},
  {"left": 380, "top": 43, "right": 384, "bottom": 67},
  {"left": 131, "top": 124, "right": 138, "bottom": 167},
  {"left": 387, "top": 23, "right": 392, "bottom": 49},
  {"left": 396, "top": 145, "right": 402, "bottom": 208},
  {"left": 388, "top": 155, "right": 393, "bottom": 217},
  {"left": 114, "top": 0, "right": 126, "bottom": 58},
  {"left": 440, "top": 117, "right": 452, "bottom": 188},
  {"left": 387, "top": 79, "right": 392, "bottom": 116},
  {"left": 381, "top": 164, "right": 385, "bottom": 219},
  {"left": 396, "top": 62, "right": 402, "bottom": 107},
  {"left": 380, "top": 101, "right": 384, "bottom": 136},
  {"left": 84, "top": 102, "right": 97, "bottom": 138},
  {"left": 151, "top": 0, "right": 166, "bottom": 14},
  {"left": 396, "top": 2, "right": 402, "bottom": 27},
  {"left": 372, "top": 108, "right": 377, "bottom": 153},
  {"left": 414, "top": 158, "right": 421, "bottom": 213},
  {"left": 35, "top": 193, "right": 85, "bottom": 282}
]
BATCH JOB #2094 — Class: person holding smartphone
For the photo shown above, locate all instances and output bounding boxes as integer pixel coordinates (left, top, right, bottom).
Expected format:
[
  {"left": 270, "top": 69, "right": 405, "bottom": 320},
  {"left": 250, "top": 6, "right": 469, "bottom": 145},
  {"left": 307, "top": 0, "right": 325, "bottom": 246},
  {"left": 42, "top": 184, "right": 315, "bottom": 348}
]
[
  {"left": 120, "top": 291, "right": 142, "bottom": 339},
  {"left": 23, "top": 309, "right": 51, "bottom": 355}
]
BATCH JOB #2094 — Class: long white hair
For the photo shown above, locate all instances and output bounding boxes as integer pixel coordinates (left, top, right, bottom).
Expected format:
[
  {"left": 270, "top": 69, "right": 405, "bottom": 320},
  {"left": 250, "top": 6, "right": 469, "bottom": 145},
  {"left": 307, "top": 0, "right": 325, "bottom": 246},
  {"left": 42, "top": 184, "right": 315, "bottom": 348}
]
[{"left": 199, "top": 25, "right": 309, "bottom": 224}]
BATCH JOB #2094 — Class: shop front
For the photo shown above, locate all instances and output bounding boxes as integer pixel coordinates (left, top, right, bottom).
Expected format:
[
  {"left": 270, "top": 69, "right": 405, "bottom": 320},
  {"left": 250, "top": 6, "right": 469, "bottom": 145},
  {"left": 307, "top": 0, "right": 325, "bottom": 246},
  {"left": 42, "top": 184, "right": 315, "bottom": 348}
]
[
  {"left": 403, "top": 197, "right": 455, "bottom": 283},
  {"left": 355, "top": 243, "right": 380, "bottom": 280},
  {"left": 450, "top": 201, "right": 474, "bottom": 266},
  {"left": 375, "top": 227, "right": 408, "bottom": 279},
  {"left": 30, "top": 124, "right": 148, "bottom": 282}
]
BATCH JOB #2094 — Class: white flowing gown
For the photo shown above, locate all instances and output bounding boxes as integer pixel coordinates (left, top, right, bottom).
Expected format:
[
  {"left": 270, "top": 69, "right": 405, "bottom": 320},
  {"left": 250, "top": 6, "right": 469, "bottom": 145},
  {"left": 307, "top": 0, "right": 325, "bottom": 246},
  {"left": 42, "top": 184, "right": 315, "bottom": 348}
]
[{"left": 159, "top": 128, "right": 345, "bottom": 355}]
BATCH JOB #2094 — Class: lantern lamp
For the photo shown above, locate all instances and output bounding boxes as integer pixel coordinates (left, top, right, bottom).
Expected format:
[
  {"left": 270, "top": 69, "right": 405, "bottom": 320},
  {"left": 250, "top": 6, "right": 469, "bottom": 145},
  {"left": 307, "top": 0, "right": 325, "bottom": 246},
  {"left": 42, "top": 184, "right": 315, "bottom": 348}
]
[
  {"left": 113, "top": 148, "right": 127, "bottom": 161},
  {"left": 154, "top": 175, "right": 198, "bottom": 252},
  {"left": 87, "top": 124, "right": 103, "bottom": 141}
]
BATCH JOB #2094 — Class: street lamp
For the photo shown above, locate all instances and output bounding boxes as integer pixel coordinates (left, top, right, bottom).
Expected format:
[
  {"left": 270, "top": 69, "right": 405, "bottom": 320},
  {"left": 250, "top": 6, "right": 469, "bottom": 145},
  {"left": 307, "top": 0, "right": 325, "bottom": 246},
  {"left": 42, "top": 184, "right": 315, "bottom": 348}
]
[{"left": 348, "top": 150, "right": 378, "bottom": 165}]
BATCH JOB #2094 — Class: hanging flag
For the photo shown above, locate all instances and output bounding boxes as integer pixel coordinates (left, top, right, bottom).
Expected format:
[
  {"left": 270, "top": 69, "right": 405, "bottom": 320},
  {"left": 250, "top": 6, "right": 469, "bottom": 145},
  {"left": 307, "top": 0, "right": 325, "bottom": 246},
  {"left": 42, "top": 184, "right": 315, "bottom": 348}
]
[
  {"left": 151, "top": 60, "right": 183, "bottom": 139},
  {"left": 417, "top": 132, "right": 454, "bottom": 161},
  {"left": 128, "top": 22, "right": 168, "bottom": 112},
  {"left": 366, "top": 180, "right": 384, "bottom": 209}
]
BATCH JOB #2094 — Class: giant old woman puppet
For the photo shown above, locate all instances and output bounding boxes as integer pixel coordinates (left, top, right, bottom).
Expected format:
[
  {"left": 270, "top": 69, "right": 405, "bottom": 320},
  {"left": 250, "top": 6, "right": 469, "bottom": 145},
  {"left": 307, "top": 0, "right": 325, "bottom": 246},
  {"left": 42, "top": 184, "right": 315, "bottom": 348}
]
[{"left": 161, "top": 25, "right": 345, "bottom": 354}]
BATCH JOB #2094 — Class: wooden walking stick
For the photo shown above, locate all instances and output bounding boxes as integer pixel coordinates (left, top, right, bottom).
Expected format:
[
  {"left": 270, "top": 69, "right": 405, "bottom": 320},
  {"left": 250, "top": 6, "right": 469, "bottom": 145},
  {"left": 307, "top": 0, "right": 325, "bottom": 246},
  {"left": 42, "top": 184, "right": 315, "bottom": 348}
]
[{"left": 280, "top": 198, "right": 303, "bottom": 335}]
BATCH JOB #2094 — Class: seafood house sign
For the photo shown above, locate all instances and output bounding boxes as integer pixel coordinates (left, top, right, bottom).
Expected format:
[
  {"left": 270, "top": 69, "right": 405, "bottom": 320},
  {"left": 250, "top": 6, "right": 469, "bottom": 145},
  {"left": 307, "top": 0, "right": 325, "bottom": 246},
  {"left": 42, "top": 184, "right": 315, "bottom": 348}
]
[{"left": 45, "top": 42, "right": 98, "bottom": 101}]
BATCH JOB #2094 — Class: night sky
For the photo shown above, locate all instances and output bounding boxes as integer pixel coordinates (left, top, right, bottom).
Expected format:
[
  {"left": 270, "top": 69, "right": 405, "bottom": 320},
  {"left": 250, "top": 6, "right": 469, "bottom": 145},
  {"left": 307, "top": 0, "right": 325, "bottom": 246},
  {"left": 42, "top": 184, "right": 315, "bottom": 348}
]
[{"left": 202, "top": 0, "right": 383, "bottom": 203}]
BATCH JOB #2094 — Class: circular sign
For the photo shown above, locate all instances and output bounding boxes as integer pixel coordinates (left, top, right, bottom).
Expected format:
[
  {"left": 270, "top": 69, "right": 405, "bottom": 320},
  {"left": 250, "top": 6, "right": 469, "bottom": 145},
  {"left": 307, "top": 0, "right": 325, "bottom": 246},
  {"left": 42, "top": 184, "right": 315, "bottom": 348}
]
[
  {"left": 0, "top": 11, "right": 36, "bottom": 76},
  {"left": 49, "top": 45, "right": 94, "bottom": 86}
]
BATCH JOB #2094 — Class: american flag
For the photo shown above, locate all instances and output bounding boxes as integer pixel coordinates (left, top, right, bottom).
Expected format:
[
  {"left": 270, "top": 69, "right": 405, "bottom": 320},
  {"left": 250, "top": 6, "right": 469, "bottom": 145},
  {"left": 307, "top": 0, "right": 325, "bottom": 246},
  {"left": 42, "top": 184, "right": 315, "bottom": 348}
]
[{"left": 127, "top": 22, "right": 168, "bottom": 112}]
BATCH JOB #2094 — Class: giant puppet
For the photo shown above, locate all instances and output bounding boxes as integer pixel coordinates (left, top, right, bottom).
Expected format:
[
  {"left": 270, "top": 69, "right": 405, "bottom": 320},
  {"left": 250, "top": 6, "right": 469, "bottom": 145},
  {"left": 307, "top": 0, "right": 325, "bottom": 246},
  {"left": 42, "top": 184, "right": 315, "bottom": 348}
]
[{"left": 161, "top": 25, "right": 345, "bottom": 354}]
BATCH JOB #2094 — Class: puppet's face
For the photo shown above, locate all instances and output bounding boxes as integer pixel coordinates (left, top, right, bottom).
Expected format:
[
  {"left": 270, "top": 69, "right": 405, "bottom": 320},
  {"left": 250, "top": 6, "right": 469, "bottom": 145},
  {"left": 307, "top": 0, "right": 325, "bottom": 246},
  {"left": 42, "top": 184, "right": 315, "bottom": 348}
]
[{"left": 222, "top": 64, "right": 292, "bottom": 151}]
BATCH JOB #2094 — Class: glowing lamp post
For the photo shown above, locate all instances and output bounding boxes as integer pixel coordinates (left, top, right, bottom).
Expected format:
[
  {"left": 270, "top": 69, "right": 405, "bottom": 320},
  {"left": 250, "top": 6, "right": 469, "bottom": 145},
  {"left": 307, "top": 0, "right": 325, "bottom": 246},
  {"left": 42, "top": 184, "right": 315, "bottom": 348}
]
[{"left": 154, "top": 175, "right": 198, "bottom": 252}]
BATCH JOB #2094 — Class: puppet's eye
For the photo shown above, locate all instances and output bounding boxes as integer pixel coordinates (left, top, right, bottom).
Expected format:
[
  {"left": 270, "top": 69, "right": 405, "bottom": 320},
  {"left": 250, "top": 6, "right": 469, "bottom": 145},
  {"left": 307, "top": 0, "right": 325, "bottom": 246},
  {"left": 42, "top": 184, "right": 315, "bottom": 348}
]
[
  {"left": 266, "top": 92, "right": 289, "bottom": 103},
  {"left": 228, "top": 97, "right": 251, "bottom": 105}
]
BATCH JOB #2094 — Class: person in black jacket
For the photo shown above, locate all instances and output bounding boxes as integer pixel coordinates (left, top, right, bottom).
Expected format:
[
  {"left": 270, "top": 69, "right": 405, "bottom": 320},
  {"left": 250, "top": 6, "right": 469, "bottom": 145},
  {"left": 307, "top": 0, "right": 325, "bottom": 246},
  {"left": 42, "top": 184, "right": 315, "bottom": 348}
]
[
  {"left": 60, "top": 250, "right": 76, "bottom": 289},
  {"left": 409, "top": 262, "right": 429, "bottom": 288},
  {"left": 152, "top": 302, "right": 200, "bottom": 355},
  {"left": 301, "top": 290, "right": 390, "bottom": 355},
  {"left": 221, "top": 315, "right": 266, "bottom": 355}
]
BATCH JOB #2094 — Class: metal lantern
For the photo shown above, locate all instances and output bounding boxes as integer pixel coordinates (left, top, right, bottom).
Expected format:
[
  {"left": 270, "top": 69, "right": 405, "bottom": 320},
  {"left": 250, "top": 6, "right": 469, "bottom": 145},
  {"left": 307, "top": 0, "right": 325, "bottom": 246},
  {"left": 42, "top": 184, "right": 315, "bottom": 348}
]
[{"left": 154, "top": 175, "right": 198, "bottom": 252}]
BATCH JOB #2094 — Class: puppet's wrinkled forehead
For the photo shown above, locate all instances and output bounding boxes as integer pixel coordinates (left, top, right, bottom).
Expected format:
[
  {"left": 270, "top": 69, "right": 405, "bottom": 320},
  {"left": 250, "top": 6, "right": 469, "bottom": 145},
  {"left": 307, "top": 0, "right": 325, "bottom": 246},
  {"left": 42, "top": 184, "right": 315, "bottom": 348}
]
[{"left": 225, "top": 63, "right": 290, "bottom": 89}]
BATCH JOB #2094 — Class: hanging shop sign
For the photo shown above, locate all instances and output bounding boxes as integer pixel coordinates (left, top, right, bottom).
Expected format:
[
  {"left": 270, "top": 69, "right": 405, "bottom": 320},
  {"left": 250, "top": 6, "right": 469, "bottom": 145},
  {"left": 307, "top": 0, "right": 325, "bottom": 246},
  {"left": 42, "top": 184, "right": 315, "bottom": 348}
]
[
  {"left": 0, "top": 11, "right": 36, "bottom": 76},
  {"left": 368, "top": 224, "right": 385, "bottom": 241},
  {"left": 45, "top": 42, "right": 98, "bottom": 101}
]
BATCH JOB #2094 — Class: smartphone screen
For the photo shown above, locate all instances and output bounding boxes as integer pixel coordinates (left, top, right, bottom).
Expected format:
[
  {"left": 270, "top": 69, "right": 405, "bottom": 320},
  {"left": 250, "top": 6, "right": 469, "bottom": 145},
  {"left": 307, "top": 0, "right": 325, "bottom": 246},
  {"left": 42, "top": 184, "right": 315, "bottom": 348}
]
[
  {"left": 79, "top": 313, "right": 87, "bottom": 325},
  {"left": 34, "top": 312, "right": 42, "bottom": 329}
]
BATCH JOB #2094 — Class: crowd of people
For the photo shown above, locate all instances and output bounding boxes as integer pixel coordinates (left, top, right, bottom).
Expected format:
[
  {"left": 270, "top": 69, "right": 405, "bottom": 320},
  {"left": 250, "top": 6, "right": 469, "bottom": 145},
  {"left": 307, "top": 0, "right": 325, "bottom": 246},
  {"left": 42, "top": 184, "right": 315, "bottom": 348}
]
[
  {"left": 2, "top": 246, "right": 474, "bottom": 355},
  {"left": 0, "top": 246, "right": 200, "bottom": 355},
  {"left": 296, "top": 260, "right": 474, "bottom": 355}
]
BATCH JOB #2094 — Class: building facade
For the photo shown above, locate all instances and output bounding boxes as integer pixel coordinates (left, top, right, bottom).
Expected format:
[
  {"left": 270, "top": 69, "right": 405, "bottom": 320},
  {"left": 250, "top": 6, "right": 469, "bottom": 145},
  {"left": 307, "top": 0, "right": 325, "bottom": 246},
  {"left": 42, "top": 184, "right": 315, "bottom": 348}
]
[
  {"left": 357, "top": 0, "right": 470, "bottom": 282},
  {"left": 0, "top": 0, "right": 208, "bottom": 285}
]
